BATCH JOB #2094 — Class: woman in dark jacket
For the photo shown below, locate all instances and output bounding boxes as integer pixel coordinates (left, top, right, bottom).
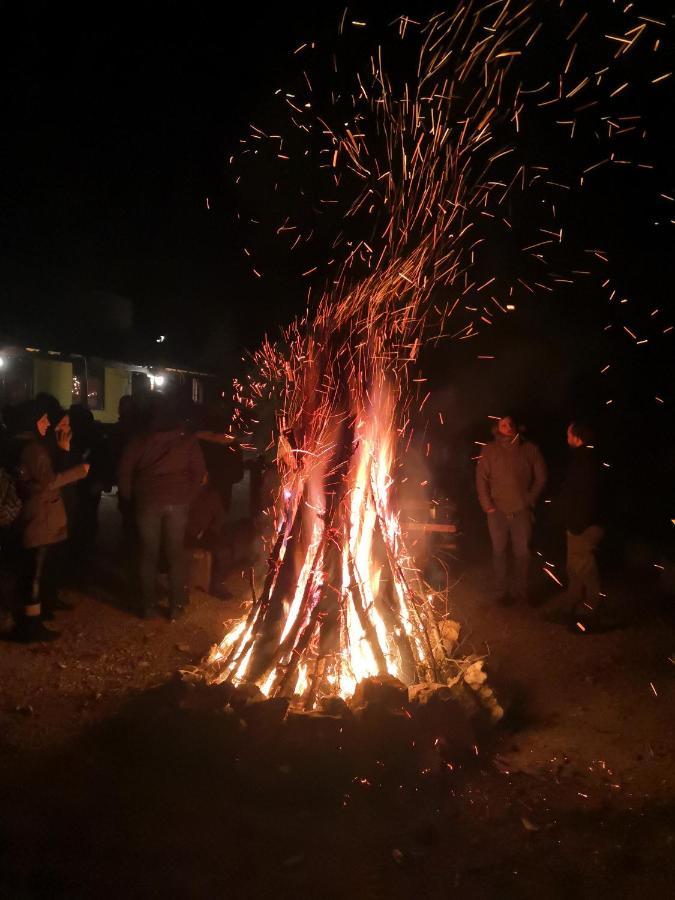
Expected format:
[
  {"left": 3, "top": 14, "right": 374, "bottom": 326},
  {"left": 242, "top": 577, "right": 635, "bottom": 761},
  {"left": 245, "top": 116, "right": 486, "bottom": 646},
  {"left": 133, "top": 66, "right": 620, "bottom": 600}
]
[{"left": 9, "top": 398, "right": 88, "bottom": 643}]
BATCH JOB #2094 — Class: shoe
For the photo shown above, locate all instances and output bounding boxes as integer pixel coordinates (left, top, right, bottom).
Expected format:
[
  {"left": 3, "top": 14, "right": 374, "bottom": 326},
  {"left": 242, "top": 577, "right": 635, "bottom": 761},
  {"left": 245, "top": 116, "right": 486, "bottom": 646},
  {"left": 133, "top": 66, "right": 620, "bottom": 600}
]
[{"left": 9, "top": 618, "right": 60, "bottom": 644}]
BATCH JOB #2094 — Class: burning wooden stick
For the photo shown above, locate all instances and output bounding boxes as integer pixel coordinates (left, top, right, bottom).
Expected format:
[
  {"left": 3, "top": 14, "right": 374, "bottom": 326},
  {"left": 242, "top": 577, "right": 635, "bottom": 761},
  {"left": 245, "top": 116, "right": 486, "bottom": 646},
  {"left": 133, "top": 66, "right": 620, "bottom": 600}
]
[{"left": 202, "top": 0, "right": 660, "bottom": 709}]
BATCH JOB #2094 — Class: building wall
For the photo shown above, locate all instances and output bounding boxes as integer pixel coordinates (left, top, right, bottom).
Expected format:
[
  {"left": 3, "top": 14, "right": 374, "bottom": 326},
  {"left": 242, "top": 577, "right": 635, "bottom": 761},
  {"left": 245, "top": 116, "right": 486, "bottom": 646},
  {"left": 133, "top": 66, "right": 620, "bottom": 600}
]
[
  {"left": 93, "top": 367, "right": 132, "bottom": 423},
  {"left": 33, "top": 358, "right": 73, "bottom": 409}
]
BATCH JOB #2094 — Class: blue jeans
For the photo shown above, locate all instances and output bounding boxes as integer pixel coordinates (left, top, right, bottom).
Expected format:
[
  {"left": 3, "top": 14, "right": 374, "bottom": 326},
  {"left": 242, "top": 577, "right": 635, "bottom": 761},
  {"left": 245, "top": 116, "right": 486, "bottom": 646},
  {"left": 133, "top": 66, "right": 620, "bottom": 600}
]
[
  {"left": 487, "top": 509, "right": 532, "bottom": 599},
  {"left": 136, "top": 504, "right": 188, "bottom": 613}
]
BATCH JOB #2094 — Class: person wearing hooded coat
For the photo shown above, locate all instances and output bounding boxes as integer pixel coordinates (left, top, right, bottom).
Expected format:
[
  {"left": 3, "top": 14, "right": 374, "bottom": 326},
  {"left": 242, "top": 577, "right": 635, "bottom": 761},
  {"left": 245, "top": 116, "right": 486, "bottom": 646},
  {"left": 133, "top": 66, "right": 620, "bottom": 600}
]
[
  {"left": 8, "top": 397, "right": 88, "bottom": 642},
  {"left": 476, "top": 414, "right": 547, "bottom": 603}
]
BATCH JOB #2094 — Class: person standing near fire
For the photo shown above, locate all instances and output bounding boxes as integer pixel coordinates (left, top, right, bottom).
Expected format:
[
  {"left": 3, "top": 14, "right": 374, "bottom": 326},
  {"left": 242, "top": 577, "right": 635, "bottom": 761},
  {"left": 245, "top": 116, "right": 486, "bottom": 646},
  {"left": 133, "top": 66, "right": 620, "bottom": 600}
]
[
  {"left": 476, "top": 414, "right": 547, "bottom": 604},
  {"left": 557, "top": 421, "right": 605, "bottom": 630},
  {"left": 8, "top": 397, "right": 89, "bottom": 642},
  {"left": 118, "top": 393, "right": 206, "bottom": 620}
]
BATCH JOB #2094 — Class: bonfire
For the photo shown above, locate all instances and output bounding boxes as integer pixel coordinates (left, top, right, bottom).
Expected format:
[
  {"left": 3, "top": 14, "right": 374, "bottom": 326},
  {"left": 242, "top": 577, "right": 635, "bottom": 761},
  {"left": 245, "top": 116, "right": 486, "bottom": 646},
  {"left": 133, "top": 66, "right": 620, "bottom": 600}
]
[
  {"left": 202, "top": 265, "right": 480, "bottom": 710},
  {"left": 198, "top": 1, "right": 666, "bottom": 715}
]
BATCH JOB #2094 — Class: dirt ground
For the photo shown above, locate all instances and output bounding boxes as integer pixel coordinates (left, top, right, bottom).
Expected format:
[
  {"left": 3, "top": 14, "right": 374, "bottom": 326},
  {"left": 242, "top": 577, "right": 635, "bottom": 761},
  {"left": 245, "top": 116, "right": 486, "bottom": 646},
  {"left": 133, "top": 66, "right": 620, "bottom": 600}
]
[{"left": 1, "top": 497, "right": 673, "bottom": 899}]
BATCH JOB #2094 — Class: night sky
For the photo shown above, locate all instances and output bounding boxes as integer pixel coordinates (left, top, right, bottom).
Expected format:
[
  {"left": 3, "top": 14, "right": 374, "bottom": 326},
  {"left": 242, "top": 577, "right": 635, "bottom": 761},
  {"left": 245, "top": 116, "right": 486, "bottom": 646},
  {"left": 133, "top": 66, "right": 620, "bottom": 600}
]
[
  {"left": 1, "top": 2, "right": 673, "bottom": 397},
  {"left": 1, "top": 2, "right": 351, "bottom": 363}
]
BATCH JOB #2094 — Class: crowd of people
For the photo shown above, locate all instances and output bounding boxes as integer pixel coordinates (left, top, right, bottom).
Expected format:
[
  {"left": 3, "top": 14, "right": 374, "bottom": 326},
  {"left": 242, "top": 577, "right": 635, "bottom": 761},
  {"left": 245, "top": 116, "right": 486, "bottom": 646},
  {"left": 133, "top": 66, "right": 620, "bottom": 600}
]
[
  {"left": 0, "top": 393, "right": 607, "bottom": 644},
  {"left": 0, "top": 391, "right": 254, "bottom": 643}
]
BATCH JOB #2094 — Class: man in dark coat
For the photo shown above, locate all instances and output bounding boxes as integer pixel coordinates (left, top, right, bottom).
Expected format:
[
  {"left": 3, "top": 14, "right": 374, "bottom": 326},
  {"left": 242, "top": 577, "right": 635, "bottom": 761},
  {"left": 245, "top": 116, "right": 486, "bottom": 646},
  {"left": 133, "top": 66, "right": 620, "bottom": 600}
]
[
  {"left": 197, "top": 413, "right": 244, "bottom": 514},
  {"left": 118, "top": 394, "right": 206, "bottom": 619},
  {"left": 109, "top": 395, "right": 140, "bottom": 595},
  {"left": 185, "top": 478, "right": 231, "bottom": 597},
  {"left": 476, "top": 415, "right": 547, "bottom": 603},
  {"left": 558, "top": 421, "right": 605, "bottom": 625},
  {"left": 68, "top": 404, "right": 106, "bottom": 557}
]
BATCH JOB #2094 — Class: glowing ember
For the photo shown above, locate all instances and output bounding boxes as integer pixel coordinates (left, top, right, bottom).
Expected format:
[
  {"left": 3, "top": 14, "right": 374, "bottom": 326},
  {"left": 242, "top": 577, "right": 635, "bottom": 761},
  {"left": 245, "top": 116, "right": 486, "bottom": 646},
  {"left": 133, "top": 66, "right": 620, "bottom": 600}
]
[
  {"left": 205, "top": 370, "right": 451, "bottom": 708},
  {"left": 201, "top": 2, "right": 670, "bottom": 708}
]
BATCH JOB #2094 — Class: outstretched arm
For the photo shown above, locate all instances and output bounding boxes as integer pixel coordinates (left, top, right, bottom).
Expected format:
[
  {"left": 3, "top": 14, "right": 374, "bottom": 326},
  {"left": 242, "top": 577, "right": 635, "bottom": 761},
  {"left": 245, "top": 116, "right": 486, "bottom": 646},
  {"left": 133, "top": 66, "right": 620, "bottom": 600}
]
[
  {"left": 20, "top": 443, "right": 87, "bottom": 492},
  {"left": 50, "top": 464, "right": 89, "bottom": 490}
]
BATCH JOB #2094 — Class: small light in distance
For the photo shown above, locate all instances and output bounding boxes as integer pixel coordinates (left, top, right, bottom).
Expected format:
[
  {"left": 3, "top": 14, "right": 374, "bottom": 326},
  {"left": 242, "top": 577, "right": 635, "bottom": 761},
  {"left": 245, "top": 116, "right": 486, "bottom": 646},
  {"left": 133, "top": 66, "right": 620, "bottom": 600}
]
[{"left": 506, "top": 304, "right": 516, "bottom": 311}]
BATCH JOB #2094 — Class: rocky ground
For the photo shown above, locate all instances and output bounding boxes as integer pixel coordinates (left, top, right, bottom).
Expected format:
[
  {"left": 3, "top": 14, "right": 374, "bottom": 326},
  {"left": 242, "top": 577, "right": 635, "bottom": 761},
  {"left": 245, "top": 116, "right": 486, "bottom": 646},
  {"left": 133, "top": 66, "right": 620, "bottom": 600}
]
[{"left": 0, "top": 497, "right": 673, "bottom": 899}]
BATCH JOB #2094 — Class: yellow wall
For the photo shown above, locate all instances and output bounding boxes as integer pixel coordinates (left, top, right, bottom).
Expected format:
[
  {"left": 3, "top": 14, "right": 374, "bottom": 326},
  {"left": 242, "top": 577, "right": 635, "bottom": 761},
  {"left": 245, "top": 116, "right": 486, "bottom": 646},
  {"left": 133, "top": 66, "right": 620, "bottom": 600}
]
[
  {"left": 93, "top": 367, "right": 132, "bottom": 423},
  {"left": 33, "top": 358, "right": 73, "bottom": 409}
]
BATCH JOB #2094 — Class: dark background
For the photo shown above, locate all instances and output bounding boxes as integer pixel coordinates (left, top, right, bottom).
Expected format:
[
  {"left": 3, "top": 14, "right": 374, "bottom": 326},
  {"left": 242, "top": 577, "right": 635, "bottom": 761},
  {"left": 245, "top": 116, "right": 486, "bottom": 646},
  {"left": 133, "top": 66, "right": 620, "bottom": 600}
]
[
  {"left": 1, "top": 1, "right": 673, "bottom": 550},
  {"left": 1, "top": 1, "right": 367, "bottom": 364}
]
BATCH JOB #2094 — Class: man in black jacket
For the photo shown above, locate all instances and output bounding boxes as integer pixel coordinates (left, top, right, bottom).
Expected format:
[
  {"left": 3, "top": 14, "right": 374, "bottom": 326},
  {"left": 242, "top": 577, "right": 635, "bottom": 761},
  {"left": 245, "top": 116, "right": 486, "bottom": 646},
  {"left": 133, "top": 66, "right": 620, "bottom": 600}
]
[{"left": 559, "top": 422, "right": 604, "bottom": 624}]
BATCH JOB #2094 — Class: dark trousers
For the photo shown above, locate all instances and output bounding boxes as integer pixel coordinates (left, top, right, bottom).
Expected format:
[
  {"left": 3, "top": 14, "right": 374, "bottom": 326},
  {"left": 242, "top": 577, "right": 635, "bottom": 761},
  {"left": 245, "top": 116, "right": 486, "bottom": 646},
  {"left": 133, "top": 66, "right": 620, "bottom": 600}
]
[
  {"left": 17, "top": 544, "right": 62, "bottom": 614},
  {"left": 194, "top": 532, "right": 233, "bottom": 596},
  {"left": 119, "top": 498, "right": 138, "bottom": 598},
  {"left": 487, "top": 509, "right": 532, "bottom": 599},
  {"left": 68, "top": 489, "right": 102, "bottom": 578},
  {"left": 566, "top": 526, "right": 603, "bottom": 609},
  {"left": 136, "top": 504, "right": 188, "bottom": 613}
]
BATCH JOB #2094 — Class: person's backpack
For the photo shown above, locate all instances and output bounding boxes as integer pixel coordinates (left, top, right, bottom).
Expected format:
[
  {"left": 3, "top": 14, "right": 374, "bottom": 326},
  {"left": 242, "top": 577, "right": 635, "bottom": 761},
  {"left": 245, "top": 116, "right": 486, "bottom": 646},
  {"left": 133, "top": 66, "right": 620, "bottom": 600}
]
[{"left": 0, "top": 467, "right": 22, "bottom": 528}]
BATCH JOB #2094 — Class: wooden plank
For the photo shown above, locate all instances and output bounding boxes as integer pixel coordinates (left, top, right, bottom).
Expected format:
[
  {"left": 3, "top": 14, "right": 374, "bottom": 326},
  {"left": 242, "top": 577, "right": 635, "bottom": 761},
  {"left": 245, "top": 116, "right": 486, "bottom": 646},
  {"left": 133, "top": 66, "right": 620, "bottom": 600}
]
[{"left": 404, "top": 522, "right": 457, "bottom": 534}]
